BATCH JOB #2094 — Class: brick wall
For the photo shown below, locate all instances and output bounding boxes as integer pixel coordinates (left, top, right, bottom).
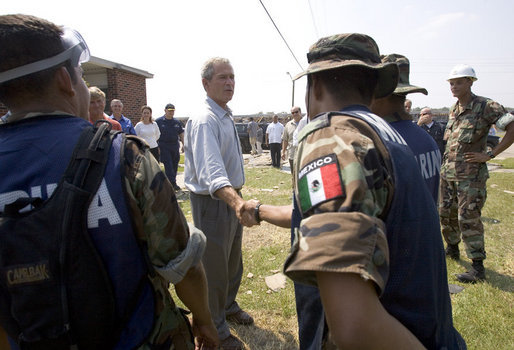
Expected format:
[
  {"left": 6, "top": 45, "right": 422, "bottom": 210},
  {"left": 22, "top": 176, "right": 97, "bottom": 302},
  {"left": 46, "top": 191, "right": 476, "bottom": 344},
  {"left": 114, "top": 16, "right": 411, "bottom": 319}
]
[{"left": 106, "top": 68, "right": 148, "bottom": 125}]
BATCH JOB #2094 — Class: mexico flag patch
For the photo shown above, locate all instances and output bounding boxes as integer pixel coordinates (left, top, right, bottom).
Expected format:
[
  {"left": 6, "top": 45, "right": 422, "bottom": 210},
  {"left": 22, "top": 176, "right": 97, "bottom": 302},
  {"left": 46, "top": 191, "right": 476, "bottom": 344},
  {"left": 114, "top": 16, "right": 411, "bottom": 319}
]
[{"left": 297, "top": 154, "right": 344, "bottom": 213}]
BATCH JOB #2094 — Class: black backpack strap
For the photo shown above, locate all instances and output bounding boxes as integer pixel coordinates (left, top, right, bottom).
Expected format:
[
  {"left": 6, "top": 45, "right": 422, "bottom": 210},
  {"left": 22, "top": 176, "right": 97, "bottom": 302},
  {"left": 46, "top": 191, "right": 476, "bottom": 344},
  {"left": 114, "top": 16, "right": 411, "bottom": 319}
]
[{"left": 64, "top": 120, "right": 117, "bottom": 190}]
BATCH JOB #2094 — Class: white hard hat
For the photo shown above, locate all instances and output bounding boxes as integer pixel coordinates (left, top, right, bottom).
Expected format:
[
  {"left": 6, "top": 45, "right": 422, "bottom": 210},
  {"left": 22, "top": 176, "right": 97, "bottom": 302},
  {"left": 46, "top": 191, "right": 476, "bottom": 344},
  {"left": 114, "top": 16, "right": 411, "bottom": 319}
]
[{"left": 447, "top": 64, "right": 477, "bottom": 81}]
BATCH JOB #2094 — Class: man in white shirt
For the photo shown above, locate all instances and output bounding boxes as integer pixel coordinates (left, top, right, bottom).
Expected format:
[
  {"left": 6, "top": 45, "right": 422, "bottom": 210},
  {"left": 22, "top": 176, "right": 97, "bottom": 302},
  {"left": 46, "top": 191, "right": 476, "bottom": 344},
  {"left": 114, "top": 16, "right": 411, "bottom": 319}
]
[{"left": 266, "top": 114, "right": 285, "bottom": 168}]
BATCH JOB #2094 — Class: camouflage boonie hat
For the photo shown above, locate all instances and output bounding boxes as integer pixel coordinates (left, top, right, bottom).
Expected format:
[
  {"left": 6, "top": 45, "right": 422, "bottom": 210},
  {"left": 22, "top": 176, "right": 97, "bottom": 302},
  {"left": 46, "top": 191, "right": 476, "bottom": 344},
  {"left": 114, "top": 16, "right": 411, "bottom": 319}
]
[
  {"left": 381, "top": 54, "right": 428, "bottom": 95},
  {"left": 294, "top": 33, "right": 399, "bottom": 98}
]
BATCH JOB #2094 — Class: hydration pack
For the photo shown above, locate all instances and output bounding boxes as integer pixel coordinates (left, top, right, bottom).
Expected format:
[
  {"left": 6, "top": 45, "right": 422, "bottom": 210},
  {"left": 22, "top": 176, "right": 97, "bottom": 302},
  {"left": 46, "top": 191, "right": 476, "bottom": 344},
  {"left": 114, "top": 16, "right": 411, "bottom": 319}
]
[{"left": 0, "top": 121, "right": 124, "bottom": 349}]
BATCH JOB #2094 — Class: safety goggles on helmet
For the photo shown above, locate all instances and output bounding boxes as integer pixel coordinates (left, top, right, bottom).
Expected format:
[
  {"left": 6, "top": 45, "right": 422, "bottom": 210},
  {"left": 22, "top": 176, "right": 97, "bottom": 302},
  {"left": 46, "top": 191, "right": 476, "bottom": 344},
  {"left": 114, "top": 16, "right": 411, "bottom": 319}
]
[{"left": 0, "top": 27, "right": 90, "bottom": 84}]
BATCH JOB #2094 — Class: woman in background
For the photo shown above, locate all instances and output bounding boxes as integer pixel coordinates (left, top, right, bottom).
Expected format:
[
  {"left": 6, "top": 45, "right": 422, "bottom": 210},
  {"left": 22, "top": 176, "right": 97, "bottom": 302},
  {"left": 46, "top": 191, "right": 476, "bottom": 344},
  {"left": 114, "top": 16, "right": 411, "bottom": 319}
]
[{"left": 135, "top": 106, "right": 161, "bottom": 161}]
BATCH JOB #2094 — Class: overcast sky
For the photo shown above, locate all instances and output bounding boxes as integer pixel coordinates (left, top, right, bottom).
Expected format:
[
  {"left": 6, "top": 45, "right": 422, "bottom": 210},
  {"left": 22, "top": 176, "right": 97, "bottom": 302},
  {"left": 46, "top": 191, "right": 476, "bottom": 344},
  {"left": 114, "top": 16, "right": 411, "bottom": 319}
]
[{"left": 3, "top": 0, "right": 514, "bottom": 118}]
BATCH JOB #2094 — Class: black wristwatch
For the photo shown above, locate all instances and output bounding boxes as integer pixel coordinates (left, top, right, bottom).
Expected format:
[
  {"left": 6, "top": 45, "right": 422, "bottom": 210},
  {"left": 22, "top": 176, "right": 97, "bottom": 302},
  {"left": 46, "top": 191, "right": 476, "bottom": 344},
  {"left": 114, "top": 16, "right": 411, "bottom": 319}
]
[
  {"left": 254, "top": 203, "right": 262, "bottom": 223},
  {"left": 486, "top": 150, "right": 495, "bottom": 159}
]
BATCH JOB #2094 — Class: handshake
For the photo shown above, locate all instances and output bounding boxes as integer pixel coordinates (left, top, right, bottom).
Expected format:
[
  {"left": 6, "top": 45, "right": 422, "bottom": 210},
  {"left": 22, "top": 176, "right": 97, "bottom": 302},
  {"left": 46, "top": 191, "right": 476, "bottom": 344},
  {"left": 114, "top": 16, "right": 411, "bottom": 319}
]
[
  {"left": 235, "top": 199, "right": 262, "bottom": 227},
  {"left": 235, "top": 199, "right": 292, "bottom": 229}
]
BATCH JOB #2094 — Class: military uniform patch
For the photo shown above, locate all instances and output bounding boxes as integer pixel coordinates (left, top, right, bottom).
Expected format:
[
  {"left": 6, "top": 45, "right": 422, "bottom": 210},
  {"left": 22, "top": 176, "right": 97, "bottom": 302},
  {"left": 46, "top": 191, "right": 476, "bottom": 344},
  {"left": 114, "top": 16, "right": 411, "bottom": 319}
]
[{"left": 298, "top": 154, "right": 344, "bottom": 213}]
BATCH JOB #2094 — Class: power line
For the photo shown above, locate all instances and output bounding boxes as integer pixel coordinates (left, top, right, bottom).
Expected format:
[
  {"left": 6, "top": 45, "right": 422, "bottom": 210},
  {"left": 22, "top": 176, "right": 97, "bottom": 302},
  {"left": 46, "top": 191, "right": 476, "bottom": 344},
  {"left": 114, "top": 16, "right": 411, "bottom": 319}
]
[
  {"left": 257, "top": 0, "right": 304, "bottom": 71},
  {"left": 308, "top": 0, "right": 319, "bottom": 38}
]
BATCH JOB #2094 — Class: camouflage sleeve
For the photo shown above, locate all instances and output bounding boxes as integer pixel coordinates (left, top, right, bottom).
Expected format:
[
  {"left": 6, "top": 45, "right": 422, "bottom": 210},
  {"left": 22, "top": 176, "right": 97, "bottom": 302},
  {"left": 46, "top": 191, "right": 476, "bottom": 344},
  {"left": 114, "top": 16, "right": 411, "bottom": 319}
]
[
  {"left": 122, "top": 136, "right": 190, "bottom": 268},
  {"left": 483, "top": 99, "right": 506, "bottom": 126},
  {"left": 284, "top": 115, "right": 392, "bottom": 294}
]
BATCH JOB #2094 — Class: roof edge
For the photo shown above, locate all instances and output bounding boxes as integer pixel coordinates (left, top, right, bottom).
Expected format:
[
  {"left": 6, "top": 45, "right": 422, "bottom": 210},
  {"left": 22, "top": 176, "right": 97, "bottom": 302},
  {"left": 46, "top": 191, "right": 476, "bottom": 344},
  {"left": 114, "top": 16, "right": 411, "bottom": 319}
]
[{"left": 89, "top": 56, "right": 154, "bottom": 78}]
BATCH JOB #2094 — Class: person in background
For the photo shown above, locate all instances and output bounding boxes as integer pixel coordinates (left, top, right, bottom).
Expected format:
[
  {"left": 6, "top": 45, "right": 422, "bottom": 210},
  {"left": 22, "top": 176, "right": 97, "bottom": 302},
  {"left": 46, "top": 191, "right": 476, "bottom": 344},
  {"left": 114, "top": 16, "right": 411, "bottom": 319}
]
[
  {"left": 256, "top": 124, "right": 263, "bottom": 154},
  {"left": 440, "top": 64, "right": 514, "bottom": 282},
  {"left": 88, "top": 86, "right": 122, "bottom": 131},
  {"left": 0, "top": 14, "right": 218, "bottom": 350},
  {"left": 135, "top": 105, "right": 161, "bottom": 161},
  {"left": 265, "top": 114, "right": 284, "bottom": 168},
  {"left": 404, "top": 98, "right": 412, "bottom": 113},
  {"left": 418, "top": 107, "right": 446, "bottom": 156},
  {"left": 247, "top": 117, "right": 259, "bottom": 155},
  {"left": 156, "top": 103, "right": 184, "bottom": 191},
  {"left": 184, "top": 57, "right": 255, "bottom": 350},
  {"left": 282, "top": 106, "right": 302, "bottom": 173},
  {"left": 110, "top": 98, "right": 136, "bottom": 135}
]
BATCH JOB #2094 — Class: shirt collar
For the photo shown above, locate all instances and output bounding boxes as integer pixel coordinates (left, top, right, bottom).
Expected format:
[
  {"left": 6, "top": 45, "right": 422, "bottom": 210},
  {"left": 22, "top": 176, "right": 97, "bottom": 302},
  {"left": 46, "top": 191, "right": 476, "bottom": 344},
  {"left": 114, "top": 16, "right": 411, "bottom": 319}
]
[
  {"left": 206, "top": 96, "right": 232, "bottom": 120},
  {"left": 341, "top": 104, "right": 372, "bottom": 113}
]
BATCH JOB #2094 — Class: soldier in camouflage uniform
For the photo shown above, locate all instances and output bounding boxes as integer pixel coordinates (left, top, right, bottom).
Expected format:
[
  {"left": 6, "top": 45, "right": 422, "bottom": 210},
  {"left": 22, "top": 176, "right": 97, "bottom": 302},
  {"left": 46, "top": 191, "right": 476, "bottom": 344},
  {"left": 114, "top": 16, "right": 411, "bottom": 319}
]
[
  {"left": 281, "top": 33, "right": 466, "bottom": 349},
  {"left": 440, "top": 64, "right": 514, "bottom": 283},
  {"left": 0, "top": 14, "right": 218, "bottom": 349}
]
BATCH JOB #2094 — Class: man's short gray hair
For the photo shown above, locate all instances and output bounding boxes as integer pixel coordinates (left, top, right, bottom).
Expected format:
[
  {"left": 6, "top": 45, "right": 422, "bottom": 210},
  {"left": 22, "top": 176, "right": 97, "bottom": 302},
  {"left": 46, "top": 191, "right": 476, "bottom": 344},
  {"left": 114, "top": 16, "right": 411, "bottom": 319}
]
[
  {"left": 110, "top": 98, "right": 123, "bottom": 107},
  {"left": 201, "top": 57, "right": 231, "bottom": 80}
]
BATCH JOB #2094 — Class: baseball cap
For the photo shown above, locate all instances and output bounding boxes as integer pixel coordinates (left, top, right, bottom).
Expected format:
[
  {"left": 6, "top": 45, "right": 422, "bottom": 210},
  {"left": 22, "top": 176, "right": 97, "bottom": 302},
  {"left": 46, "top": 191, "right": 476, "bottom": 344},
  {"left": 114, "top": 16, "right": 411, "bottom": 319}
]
[
  {"left": 293, "top": 33, "right": 399, "bottom": 98},
  {"left": 0, "top": 27, "right": 90, "bottom": 84},
  {"left": 381, "top": 54, "right": 428, "bottom": 95},
  {"left": 165, "top": 103, "right": 175, "bottom": 110}
]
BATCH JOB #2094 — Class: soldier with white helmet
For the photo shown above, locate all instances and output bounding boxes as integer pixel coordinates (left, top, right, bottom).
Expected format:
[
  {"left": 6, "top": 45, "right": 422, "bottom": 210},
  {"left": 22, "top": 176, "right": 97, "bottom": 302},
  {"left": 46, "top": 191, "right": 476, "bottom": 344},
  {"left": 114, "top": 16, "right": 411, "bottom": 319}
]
[{"left": 441, "top": 64, "right": 514, "bottom": 282}]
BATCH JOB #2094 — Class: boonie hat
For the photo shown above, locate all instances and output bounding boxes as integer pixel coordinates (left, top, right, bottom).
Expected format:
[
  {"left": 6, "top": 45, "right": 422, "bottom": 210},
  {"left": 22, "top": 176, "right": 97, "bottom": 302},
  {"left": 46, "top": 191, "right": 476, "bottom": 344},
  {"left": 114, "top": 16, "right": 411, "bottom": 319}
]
[
  {"left": 381, "top": 54, "right": 428, "bottom": 95},
  {"left": 165, "top": 103, "right": 175, "bottom": 110},
  {"left": 294, "top": 33, "right": 399, "bottom": 98}
]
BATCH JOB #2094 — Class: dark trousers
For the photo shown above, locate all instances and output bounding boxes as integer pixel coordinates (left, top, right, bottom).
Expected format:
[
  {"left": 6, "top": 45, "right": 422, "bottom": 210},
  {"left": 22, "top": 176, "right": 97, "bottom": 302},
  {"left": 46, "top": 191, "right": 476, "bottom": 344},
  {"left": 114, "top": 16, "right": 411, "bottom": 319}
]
[
  {"left": 291, "top": 196, "right": 325, "bottom": 349},
  {"left": 159, "top": 143, "right": 180, "bottom": 185},
  {"left": 269, "top": 143, "right": 282, "bottom": 168},
  {"left": 149, "top": 147, "right": 160, "bottom": 163}
]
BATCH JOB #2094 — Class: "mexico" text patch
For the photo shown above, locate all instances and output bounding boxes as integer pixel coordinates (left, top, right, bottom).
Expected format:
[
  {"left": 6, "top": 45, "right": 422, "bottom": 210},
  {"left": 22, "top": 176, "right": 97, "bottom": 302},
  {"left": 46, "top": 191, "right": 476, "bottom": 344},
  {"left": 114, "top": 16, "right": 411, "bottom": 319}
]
[{"left": 298, "top": 154, "right": 344, "bottom": 213}]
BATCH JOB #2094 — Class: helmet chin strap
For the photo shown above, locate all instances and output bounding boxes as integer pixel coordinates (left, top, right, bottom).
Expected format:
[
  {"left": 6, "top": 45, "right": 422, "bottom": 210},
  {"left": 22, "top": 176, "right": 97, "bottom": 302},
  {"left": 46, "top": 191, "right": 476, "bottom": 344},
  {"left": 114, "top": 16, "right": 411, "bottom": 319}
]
[{"left": 306, "top": 75, "right": 312, "bottom": 121}]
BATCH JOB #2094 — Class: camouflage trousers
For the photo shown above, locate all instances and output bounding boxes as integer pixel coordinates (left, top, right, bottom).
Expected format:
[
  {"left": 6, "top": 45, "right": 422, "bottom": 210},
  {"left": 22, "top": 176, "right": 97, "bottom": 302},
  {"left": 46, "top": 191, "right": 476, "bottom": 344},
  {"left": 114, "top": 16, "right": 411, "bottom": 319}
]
[{"left": 439, "top": 178, "right": 487, "bottom": 260}]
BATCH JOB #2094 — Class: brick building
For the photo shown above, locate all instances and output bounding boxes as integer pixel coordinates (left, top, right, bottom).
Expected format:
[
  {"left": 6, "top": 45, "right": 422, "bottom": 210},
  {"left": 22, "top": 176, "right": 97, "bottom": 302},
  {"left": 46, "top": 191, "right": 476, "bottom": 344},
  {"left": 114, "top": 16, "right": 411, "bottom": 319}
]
[
  {"left": 0, "top": 56, "right": 153, "bottom": 124},
  {"left": 82, "top": 56, "right": 153, "bottom": 124}
]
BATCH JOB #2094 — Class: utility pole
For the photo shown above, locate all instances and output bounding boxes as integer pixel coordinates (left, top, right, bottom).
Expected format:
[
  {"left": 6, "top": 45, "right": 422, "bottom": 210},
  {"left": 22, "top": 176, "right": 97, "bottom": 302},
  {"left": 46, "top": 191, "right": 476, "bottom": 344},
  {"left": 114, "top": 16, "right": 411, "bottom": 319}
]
[{"left": 286, "top": 72, "right": 295, "bottom": 107}]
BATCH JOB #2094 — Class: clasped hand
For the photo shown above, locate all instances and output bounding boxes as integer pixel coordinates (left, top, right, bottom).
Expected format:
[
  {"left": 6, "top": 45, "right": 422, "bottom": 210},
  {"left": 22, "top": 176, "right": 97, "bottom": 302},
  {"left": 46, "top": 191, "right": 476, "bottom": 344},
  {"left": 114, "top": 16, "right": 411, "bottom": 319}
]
[{"left": 235, "top": 199, "right": 261, "bottom": 227}]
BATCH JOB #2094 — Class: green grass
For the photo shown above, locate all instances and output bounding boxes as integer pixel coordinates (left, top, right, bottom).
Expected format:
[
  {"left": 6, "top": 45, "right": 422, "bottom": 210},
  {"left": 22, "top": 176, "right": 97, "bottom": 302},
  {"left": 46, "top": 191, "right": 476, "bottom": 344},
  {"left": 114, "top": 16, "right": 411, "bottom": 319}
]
[
  {"left": 490, "top": 158, "right": 514, "bottom": 169},
  {"left": 175, "top": 165, "right": 514, "bottom": 350}
]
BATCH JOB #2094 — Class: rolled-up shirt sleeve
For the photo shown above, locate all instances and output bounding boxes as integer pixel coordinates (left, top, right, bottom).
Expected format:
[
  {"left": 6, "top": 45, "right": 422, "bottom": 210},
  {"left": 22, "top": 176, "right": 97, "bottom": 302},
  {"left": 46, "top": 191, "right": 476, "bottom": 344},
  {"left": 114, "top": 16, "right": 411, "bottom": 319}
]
[{"left": 154, "top": 223, "right": 206, "bottom": 284}]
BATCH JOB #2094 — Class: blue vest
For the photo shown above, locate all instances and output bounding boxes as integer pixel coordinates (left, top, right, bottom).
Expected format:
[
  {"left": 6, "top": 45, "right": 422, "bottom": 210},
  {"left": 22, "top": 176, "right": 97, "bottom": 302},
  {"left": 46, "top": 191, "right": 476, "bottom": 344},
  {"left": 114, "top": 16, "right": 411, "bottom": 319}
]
[
  {"left": 0, "top": 115, "right": 154, "bottom": 349},
  {"left": 390, "top": 120, "right": 441, "bottom": 203},
  {"left": 292, "top": 109, "right": 464, "bottom": 350}
]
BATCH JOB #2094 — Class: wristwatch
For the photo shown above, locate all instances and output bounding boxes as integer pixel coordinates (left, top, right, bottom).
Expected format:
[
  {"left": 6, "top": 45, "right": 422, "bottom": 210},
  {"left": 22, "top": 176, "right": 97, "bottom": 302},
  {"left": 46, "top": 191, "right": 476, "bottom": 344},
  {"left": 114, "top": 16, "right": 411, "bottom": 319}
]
[
  {"left": 254, "top": 203, "right": 262, "bottom": 223},
  {"left": 486, "top": 150, "right": 495, "bottom": 159}
]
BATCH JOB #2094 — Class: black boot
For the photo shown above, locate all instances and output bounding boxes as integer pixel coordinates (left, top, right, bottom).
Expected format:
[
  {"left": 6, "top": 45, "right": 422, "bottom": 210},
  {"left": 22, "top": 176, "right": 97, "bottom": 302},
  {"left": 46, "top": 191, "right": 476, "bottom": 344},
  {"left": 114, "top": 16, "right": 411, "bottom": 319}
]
[
  {"left": 457, "top": 259, "right": 486, "bottom": 283},
  {"left": 445, "top": 243, "right": 460, "bottom": 260}
]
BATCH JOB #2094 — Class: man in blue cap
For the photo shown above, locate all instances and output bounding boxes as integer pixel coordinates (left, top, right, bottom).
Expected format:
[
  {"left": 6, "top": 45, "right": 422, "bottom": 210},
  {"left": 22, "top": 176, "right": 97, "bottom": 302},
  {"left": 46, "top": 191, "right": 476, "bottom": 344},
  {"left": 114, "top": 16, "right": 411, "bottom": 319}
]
[{"left": 156, "top": 103, "right": 184, "bottom": 191}]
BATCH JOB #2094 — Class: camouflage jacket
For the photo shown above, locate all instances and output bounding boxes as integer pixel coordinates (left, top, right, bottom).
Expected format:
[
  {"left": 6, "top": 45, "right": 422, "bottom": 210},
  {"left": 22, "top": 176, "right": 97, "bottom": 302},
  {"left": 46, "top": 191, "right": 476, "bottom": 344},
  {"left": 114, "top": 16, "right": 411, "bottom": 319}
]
[
  {"left": 441, "top": 94, "right": 505, "bottom": 181},
  {"left": 123, "top": 137, "right": 198, "bottom": 350},
  {"left": 284, "top": 109, "right": 392, "bottom": 294}
]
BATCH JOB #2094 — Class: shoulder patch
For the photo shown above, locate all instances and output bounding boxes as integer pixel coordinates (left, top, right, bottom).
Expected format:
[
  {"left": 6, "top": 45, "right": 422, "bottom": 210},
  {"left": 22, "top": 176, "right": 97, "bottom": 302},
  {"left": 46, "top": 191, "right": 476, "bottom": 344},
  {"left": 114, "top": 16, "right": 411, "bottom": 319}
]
[{"left": 297, "top": 153, "right": 344, "bottom": 213}]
